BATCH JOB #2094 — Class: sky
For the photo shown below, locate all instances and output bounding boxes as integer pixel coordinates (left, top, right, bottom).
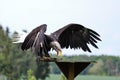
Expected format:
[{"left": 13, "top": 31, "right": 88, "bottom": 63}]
[{"left": 0, "top": 0, "right": 120, "bottom": 56}]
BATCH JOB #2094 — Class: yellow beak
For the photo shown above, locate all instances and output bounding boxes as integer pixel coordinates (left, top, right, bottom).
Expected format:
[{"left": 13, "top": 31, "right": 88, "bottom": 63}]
[{"left": 58, "top": 51, "right": 62, "bottom": 58}]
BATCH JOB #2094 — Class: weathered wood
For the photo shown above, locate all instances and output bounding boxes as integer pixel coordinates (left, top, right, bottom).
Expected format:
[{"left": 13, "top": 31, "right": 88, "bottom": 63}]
[
  {"left": 68, "top": 63, "right": 74, "bottom": 80},
  {"left": 55, "top": 61, "right": 94, "bottom": 80},
  {"left": 38, "top": 58, "right": 94, "bottom": 80}
]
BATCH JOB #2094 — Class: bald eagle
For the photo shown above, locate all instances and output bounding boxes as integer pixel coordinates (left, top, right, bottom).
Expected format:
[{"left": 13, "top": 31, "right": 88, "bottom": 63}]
[{"left": 21, "top": 23, "right": 101, "bottom": 60}]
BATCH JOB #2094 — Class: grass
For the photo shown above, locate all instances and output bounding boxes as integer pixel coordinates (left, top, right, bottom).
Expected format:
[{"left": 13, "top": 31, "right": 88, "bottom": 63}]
[
  {"left": 75, "top": 75, "right": 120, "bottom": 80},
  {"left": 46, "top": 74, "right": 120, "bottom": 80}
]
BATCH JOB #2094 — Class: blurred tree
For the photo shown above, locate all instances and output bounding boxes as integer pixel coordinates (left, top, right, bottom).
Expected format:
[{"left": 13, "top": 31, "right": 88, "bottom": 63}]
[
  {"left": 27, "top": 69, "right": 36, "bottom": 80},
  {"left": 22, "top": 29, "right": 27, "bottom": 33},
  {"left": 60, "top": 73, "right": 67, "bottom": 80},
  {"left": 35, "top": 61, "right": 50, "bottom": 80},
  {"left": 12, "top": 31, "right": 19, "bottom": 42},
  {"left": 88, "top": 59, "right": 105, "bottom": 75},
  {"left": 0, "top": 25, "right": 51, "bottom": 79},
  {"left": 50, "top": 62, "right": 60, "bottom": 74}
]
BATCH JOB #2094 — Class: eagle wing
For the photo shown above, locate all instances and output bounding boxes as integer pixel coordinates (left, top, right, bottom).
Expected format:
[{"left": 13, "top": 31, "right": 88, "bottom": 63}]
[
  {"left": 51, "top": 23, "right": 101, "bottom": 52},
  {"left": 21, "top": 24, "right": 47, "bottom": 51}
]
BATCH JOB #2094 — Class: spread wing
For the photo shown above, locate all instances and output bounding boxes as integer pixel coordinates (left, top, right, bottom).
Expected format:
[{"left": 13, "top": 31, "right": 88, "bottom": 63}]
[
  {"left": 21, "top": 24, "right": 47, "bottom": 51},
  {"left": 51, "top": 23, "right": 101, "bottom": 52}
]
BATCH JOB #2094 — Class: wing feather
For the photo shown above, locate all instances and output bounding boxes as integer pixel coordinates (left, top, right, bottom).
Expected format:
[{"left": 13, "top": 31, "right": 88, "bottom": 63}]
[
  {"left": 21, "top": 24, "right": 47, "bottom": 50},
  {"left": 90, "top": 32, "right": 101, "bottom": 41},
  {"left": 51, "top": 23, "right": 101, "bottom": 52}
]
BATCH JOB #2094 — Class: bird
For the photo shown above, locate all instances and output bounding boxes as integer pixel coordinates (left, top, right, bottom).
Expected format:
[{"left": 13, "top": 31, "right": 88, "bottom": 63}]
[{"left": 21, "top": 23, "right": 101, "bottom": 61}]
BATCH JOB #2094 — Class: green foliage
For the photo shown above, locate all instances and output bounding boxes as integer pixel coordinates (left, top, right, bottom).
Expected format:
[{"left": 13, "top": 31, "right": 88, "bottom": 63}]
[
  {"left": 88, "top": 59, "right": 105, "bottom": 75},
  {"left": 59, "top": 74, "right": 67, "bottom": 80},
  {"left": 27, "top": 69, "right": 36, "bottom": 80},
  {"left": 50, "top": 62, "right": 60, "bottom": 74},
  {"left": 0, "top": 25, "right": 50, "bottom": 80},
  {"left": 35, "top": 61, "right": 50, "bottom": 80}
]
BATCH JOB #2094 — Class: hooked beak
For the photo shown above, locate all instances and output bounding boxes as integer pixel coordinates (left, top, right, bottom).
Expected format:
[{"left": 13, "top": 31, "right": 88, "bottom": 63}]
[
  {"left": 52, "top": 47, "right": 62, "bottom": 59},
  {"left": 57, "top": 50, "right": 62, "bottom": 59}
]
